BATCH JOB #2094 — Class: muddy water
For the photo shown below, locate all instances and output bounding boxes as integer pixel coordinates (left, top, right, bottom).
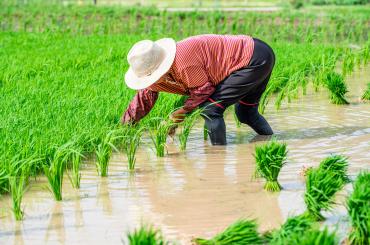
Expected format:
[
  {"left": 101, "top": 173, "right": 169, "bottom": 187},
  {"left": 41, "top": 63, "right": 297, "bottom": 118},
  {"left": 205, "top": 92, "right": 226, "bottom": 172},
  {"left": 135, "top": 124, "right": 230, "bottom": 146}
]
[{"left": 1, "top": 67, "right": 370, "bottom": 245}]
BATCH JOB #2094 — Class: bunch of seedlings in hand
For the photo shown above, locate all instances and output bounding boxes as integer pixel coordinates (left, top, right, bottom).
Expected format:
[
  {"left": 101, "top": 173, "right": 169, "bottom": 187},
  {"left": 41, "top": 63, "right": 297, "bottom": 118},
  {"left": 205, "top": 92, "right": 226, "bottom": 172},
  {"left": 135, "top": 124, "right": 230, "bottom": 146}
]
[
  {"left": 346, "top": 171, "right": 370, "bottom": 245},
  {"left": 254, "top": 139, "right": 288, "bottom": 192}
]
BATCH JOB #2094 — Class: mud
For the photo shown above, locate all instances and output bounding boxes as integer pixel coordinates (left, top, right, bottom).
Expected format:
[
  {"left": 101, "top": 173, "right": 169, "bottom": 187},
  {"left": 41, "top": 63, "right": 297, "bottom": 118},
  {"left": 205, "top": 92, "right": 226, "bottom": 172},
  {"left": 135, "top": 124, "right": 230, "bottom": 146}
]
[{"left": 0, "top": 67, "right": 369, "bottom": 244}]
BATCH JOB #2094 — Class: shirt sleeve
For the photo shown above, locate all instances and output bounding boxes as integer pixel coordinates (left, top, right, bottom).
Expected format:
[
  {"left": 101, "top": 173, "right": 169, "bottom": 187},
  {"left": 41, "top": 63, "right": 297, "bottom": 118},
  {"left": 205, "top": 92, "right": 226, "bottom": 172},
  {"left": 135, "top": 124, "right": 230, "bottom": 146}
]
[
  {"left": 121, "top": 89, "right": 159, "bottom": 124},
  {"left": 183, "top": 81, "right": 215, "bottom": 112}
]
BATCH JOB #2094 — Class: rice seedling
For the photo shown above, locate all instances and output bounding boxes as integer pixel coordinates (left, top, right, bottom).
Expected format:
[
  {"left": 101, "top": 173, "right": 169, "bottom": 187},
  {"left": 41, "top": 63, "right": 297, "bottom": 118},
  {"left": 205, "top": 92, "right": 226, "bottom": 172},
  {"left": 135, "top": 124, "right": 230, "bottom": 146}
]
[
  {"left": 178, "top": 109, "right": 201, "bottom": 151},
  {"left": 44, "top": 153, "right": 66, "bottom": 201},
  {"left": 324, "top": 72, "right": 349, "bottom": 105},
  {"left": 277, "top": 226, "right": 338, "bottom": 245},
  {"left": 254, "top": 140, "right": 288, "bottom": 192},
  {"left": 95, "top": 130, "right": 120, "bottom": 177},
  {"left": 9, "top": 174, "right": 27, "bottom": 221},
  {"left": 362, "top": 83, "right": 370, "bottom": 100},
  {"left": 150, "top": 118, "right": 175, "bottom": 157},
  {"left": 126, "top": 224, "right": 166, "bottom": 245},
  {"left": 193, "top": 219, "right": 262, "bottom": 245},
  {"left": 203, "top": 124, "right": 208, "bottom": 141},
  {"left": 69, "top": 149, "right": 83, "bottom": 189},
  {"left": 319, "top": 154, "right": 350, "bottom": 183},
  {"left": 346, "top": 172, "right": 370, "bottom": 245},
  {"left": 125, "top": 127, "right": 143, "bottom": 171},
  {"left": 268, "top": 215, "right": 313, "bottom": 245},
  {"left": 303, "top": 167, "right": 345, "bottom": 221}
]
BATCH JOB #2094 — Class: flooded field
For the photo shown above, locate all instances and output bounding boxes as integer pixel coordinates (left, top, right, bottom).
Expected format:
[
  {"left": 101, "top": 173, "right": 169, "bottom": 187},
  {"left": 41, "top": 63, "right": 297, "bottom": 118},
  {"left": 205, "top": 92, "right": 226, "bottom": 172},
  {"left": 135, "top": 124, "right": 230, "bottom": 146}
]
[{"left": 1, "top": 67, "right": 369, "bottom": 244}]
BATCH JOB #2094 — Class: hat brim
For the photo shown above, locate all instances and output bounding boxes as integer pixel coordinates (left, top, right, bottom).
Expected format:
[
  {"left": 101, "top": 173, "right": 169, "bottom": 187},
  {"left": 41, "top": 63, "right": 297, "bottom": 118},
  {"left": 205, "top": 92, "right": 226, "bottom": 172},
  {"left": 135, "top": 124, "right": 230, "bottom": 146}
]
[{"left": 124, "top": 38, "right": 176, "bottom": 90}]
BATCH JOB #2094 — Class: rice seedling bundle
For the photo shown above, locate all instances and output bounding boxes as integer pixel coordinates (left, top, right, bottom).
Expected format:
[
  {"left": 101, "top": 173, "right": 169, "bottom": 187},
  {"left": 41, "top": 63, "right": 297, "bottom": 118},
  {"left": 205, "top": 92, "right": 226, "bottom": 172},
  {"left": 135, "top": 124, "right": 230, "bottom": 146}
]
[
  {"left": 319, "top": 154, "right": 350, "bottom": 183},
  {"left": 303, "top": 167, "right": 345, "bottom": 221},
  {"left": 276, "top": 226, "right": 338, "bottom": 245},
  {"left": 268, "top": 216, "right": 313, "bottom": 245},
  {"left": 126, "top": 224, "right": 166, "bottom": 245},
  {"left": 9, "top": 175, "right": 27, "bottom": 220},
  {"left": 95, "top": 130, "right": 120, "bottom": 177},
  {"left": 362, "top": 83, "right": 370, "bottom": 100},
  {"left": 254, "top": 140, "right": 288, "bottom": 192},
  {"left": 324, "top": 72, "right": 350, "bottom": 105},
  {"left": 193, "top": 219, "right": 262, "bottom": 245},
  {"left": 346, "top": 172, "right": 370, "bottom": 245}
]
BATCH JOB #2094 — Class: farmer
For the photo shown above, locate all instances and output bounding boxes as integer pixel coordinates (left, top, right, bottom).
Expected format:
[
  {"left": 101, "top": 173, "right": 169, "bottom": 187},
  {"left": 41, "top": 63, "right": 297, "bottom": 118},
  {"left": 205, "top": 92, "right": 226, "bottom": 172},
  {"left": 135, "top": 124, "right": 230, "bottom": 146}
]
[{"left": 122, "top": 34, "right": 275, "bottom": 145}]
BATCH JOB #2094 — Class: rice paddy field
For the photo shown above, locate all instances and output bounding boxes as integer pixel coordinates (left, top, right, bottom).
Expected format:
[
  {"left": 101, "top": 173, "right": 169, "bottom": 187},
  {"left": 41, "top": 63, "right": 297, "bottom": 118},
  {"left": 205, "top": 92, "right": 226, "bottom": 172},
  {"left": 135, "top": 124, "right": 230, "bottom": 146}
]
[{"left": 0, "top": 2, "right": 370, "bottom": 244}]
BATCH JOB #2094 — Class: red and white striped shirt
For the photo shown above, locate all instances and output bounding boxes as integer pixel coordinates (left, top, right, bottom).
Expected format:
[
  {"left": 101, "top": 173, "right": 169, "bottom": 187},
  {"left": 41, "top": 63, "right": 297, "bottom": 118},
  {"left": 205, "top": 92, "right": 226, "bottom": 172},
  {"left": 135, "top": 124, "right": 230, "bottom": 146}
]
[{"left": 122, "top": 34, "right": 255, "bottom": 123}]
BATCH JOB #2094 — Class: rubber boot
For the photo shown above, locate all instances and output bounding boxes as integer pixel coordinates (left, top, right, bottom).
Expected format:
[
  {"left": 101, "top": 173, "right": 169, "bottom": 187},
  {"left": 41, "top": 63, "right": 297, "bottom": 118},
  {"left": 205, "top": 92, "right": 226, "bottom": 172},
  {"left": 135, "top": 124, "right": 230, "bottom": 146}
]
[
  {"left": 204, "top": 117, "right": 227, "bottom": 145},
  {"left": 235, "top": 104, "right": 273, "bottom": 135}
]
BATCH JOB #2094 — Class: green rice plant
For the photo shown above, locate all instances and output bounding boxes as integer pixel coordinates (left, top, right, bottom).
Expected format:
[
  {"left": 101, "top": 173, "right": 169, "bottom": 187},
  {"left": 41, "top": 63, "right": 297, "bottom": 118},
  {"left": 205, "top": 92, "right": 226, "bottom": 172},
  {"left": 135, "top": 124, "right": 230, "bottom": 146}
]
[
  {"left": 362, "top": 83, "right": 370, "bottom": 100},
  {"left": 95, "top": 130, "right": 120, "bottom": 177},
  {"left": 324, "top": 72, "right": 349, "bottom": 105},
  {"left": 346, "top": 172, "right": 370, "bottom": 245},
  {"left": 178, "top": 109, "right": 201, "bottom": 151},
  {"left": 69, "top": 149, "right": 83, "bottom": 189},
  {"left": 278, "top": 226, "right": 338, "bottom": 245},
  {"left": 268, "top": 216, "right": 313, "bottom": 245},
  {"left": 303, "top": 167, "right": 345, "bottom": 221},
  {"left": 193, "top": 219, "right": 262, "bottom": 245},
  {"left": 126, "top": 224, "right": 166, "bottom": 245},
  {"left": 125, "top": 127, "right": 143, "bottom": 171},
  {"left": 233, "top": 111, "right": 241, "bottom": 128},
  {"left": 319, "top": 154, "right": 350, "bottom": 183},
  {"left": 254, "top": 140, "right": 288, "bottom": 192},
  {"left": 203, "top": 124, "right": 208, "bottom": 141},
  {"left": 9, "top": 174, "right": 27, "bottom": 221},
  {"left": 149, "top": 118, "right": 175, "bottom": 157},
  {"left": 44, "top": 153, "right": 66, "bottom": 201}
]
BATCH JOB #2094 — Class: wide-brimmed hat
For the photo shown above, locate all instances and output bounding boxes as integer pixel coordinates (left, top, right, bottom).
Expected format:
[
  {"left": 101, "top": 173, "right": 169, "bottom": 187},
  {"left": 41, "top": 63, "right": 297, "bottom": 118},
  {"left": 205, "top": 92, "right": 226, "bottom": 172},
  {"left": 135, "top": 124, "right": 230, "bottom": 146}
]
[{"left": 125, "top": 38, "right": 176, "bottom": 90}]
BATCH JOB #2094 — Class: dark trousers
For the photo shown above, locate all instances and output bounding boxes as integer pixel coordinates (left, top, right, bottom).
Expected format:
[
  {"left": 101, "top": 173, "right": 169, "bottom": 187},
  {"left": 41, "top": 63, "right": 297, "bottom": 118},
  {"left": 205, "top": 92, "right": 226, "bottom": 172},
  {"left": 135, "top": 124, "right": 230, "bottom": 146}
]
[{"left": 200, "top": 38, "right": 275, "bottom": 145}]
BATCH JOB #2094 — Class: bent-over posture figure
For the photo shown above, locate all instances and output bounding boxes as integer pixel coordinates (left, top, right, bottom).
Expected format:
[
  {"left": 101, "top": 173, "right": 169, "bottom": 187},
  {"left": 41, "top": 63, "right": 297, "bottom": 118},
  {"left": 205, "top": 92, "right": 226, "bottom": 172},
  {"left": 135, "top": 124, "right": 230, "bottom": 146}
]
[{"left": 122, "top": 34, "right": 275, "bottom": 145}]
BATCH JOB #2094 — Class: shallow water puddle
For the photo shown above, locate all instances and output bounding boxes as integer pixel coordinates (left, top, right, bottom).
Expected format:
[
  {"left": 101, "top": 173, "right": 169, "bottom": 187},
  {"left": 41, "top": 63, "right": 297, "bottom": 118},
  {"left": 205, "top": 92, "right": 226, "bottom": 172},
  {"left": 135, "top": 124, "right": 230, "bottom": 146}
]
[{"left": 1, "top": 67, "right": 369, "bottom": 244}]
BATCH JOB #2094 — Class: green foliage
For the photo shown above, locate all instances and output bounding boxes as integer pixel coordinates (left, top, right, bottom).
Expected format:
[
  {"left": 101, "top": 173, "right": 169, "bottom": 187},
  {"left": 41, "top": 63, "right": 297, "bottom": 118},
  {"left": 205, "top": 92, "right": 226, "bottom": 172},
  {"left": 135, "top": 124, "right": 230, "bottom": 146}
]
[
  {"left": 347, "top": 172, "right": 370, "bottom": 245},
  {"left": 268, "top": 216, "right": 313, "bottom": 244},
  {"left": 193, "top": 219, "right": 262, "bottom": 245},
  {"left": 9, "top": 175, "right": 27, "bottom": 220},
  {"left": 303, "top": 166, "right": 346, "bottom": 221},
  {"left": 362, "top": 83, "right": 370, "bottom": 100},
  {"left": 324, "top": 72, "right": 349, "bottom": 105},
  {"left": 126, "top": 225, "right": 166, "bottom": 245},
  {"left": 254, "top": 140, "right": 288, "bottom": 192},
  {"left": 311, "top": 0, "right": 370, "bottom": 5}
]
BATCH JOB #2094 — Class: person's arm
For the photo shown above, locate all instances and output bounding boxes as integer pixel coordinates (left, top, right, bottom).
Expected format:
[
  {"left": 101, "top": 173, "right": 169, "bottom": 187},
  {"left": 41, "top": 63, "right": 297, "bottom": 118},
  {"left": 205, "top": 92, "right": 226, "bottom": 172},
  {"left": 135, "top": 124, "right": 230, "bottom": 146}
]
[
  {"left": 121, "top": 89, "right": 158, "bottom": 124},
  {"left": 171, "top": 81, "right": 215, "bottom": 122}
]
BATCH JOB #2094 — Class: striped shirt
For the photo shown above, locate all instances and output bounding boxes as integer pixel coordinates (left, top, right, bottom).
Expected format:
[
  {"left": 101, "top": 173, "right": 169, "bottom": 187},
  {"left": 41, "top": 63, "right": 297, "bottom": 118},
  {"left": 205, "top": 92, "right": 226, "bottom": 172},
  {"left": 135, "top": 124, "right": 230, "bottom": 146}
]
[
  {"left": 149, "top": 34, "right": 254, "bottom": 94},
  {"left": 122, "top": 34, "right": 255, "bottom": 123}
]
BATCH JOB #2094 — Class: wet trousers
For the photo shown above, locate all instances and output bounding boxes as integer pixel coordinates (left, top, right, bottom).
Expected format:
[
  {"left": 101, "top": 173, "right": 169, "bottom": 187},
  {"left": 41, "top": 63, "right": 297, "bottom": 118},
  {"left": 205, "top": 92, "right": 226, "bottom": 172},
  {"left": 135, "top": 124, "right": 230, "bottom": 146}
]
[{"left": 200, "top": 38, "right": 275, "bottom": 145}]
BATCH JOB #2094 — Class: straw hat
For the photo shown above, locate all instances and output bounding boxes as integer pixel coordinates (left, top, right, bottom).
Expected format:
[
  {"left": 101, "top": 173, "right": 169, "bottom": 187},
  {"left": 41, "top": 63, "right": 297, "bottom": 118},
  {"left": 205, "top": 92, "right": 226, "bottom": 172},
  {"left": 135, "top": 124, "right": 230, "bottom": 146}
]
[{"left": 125, "top": 38, "right": 176, "bottom": 90}]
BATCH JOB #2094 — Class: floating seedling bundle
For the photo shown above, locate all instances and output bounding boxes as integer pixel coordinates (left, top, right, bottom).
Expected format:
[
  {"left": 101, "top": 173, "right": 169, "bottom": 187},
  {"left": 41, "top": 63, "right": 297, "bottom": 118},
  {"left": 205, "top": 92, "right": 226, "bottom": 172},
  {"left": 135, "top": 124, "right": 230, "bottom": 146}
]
[
  {"left": 268, "top": 216, "right": 313, "bottom": 245},
  {"left": 126, "top": 224, "right": 166, "bottom": 245},
  {"left": 324, "top": 72, "right": 349, "bottom": 105},
  {"left": 254, "top": 140, "right": 288, "bottom": 192},
  {"left": 303, "top": 165, "right": 346, "bottom": 221},
  {"left": 346, "top": 172, "right": 370, "bottom": 245},
  {"left": 319, "top": 155, "right": 350, "bottom": 184},
  {"left": 194, "top": 219, "right": 262, "bottom": 245},
  {"left": 362, "top": 83, "right": 370, "bottom": 100}
]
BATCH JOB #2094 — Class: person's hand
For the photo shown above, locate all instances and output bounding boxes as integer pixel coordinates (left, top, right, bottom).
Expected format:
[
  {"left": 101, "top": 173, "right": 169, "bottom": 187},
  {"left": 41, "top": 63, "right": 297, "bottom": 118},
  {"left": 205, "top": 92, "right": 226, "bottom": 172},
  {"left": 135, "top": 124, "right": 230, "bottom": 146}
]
[{"left": 170, "top": 108, "right": 187, "bottom": 123}]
